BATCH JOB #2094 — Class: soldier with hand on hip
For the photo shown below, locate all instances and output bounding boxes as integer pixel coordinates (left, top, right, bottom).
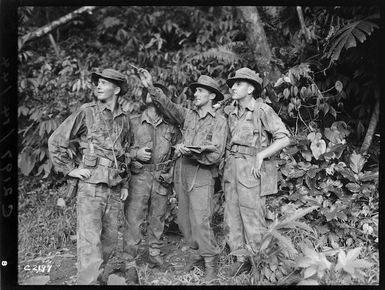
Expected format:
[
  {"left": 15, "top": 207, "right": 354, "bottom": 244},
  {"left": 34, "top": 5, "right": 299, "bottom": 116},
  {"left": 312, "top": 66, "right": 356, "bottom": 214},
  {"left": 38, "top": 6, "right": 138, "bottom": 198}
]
[
  {"left": 48, "top": 68, "right": 132, "bottom": 285},
  {"left": 222, "top": 67, "right": 291, "bottom": 276}
]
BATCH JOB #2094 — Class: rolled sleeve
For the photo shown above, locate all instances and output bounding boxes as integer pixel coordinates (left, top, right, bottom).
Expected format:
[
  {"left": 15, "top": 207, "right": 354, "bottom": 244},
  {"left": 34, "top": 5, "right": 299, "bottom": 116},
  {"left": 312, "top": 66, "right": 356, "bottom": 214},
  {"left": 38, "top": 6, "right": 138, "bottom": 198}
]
[{"left": 260, "top": 105, "right": 290, "bottom": 141}]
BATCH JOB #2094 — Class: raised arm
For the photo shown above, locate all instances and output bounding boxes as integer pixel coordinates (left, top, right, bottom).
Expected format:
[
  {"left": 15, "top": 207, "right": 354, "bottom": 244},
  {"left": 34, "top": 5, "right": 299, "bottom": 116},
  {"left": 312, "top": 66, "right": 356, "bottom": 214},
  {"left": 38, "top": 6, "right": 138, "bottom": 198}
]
[
  {"left": 138, "top": 68, "right": 187, "bottom": 127},
  {"left": 148, "top": 86, "right": 187, "bottom": 126}
]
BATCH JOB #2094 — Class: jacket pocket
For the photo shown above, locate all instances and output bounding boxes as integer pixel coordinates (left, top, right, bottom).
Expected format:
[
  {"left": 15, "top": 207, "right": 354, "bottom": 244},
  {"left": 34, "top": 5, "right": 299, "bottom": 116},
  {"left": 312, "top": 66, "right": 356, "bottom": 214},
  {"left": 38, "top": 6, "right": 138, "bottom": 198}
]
[
  {"left": 83, "top": 155, "right": 98, "bottom": 168},
  {"left": 154, "top": 181, "right": 169, "bottom": 196},
  {"left": 260, "top": 160, "right": 278, "bottom": 196},
  {"left": 237, "top": 159, "right": 259, "bottom": 188}
]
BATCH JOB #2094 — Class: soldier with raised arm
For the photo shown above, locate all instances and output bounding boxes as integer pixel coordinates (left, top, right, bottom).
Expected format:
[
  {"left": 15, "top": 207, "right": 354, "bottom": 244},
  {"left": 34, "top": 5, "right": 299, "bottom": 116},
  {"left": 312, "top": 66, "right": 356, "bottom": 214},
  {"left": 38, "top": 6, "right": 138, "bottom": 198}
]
[{"left": 138, "top": 68, "right": 228, "bottom": 282}]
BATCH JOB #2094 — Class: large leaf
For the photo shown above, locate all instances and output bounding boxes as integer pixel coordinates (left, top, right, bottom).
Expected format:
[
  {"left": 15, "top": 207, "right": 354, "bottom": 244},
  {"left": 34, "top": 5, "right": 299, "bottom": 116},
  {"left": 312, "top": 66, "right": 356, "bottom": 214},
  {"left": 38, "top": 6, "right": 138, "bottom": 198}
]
[
  {"left": 335, "top": 167, "right": 356, "bottom": 182},
  {"left": 335, "top": 247, "right": 373, "bottom": 278},
  {"left": 324, "top": 121, "right": 350, "bottom": 144},
  {"left": 18, "top": 151, "right": 36, "bottom": 176},
  {"left": 326, "top": 16, "right": 379, "bottom": 61},
  {"left": 345, "top": 182, "right": 361, "bottom": 193},
  {"left": 349, "top": 151, "right": 367, "bottom": 174},
  {"left": 296, "top": 246, "right": 332, "bottom": 280},
  {"left": 310, "top": 139, "right": 326, "bottom": 160}
]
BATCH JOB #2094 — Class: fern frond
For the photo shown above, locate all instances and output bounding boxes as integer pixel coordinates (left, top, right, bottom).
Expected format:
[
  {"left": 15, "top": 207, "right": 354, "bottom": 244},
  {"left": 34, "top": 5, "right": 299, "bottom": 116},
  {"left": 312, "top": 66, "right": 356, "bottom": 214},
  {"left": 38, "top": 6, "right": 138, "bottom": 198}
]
[
  {"left": 278, "top": 206, "right": 318, "bottom": 228},
  {"left": 270, "top": 230, "right": 297, "bottom": 256},
  {"left": 188, "top": 46, "right": 242, "bottom": 64},
  {"left": 326, "top": 15, "right": 379, "bottom": 61},
  {"left": 275, "top": 221, "right": 315, "bottom": 233}
]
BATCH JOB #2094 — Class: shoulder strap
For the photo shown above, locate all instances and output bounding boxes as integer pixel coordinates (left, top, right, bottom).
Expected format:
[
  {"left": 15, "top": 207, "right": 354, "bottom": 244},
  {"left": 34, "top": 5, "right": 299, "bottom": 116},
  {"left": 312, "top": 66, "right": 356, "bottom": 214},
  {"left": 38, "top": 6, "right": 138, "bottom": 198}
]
[
  {"left": 79, "top": 106, "right": 95, "bottom": 154},
  {"left": 252, "top": 101, "right": 263, "bottom": 151}
]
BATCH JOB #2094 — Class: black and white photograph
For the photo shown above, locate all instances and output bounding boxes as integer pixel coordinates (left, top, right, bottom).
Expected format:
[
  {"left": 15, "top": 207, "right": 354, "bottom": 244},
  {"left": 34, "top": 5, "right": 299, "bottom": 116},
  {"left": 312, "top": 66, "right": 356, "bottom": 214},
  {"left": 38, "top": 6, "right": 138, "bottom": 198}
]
[{"left": 2, "top": 4, "right": 381, "bottom": 287}]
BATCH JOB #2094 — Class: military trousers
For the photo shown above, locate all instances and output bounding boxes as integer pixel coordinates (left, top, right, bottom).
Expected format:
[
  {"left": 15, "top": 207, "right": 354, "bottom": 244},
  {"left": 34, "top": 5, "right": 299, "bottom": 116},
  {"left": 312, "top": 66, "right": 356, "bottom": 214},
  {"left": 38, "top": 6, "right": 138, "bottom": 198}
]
[
  {"left": 76, "top": 181, "right": 122, "bottom": 285},
  {"left": 223, "top": 154, "right": 267, "bottom": 255},
  {"left": 175, "top": 157, "right": 219, "bottom": 257},
  {"left": 123, "top": 170, "right": 168, "bottom": 259}
]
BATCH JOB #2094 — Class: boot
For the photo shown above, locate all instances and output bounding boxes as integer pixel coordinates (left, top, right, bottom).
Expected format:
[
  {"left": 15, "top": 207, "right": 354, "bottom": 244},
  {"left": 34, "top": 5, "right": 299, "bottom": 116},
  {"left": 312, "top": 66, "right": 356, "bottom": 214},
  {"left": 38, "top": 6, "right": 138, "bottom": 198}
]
[
  {"left": 125, "top": 266, "right": 139, "bottom": 284},
  {"left": 147, "top": 254, "right": 164, "bottom": 268},
  {"left": 148, "top": 254, "right": 173, "bottom": 271},
  {"left": 203, "top": 255, "right": 218, "bottom": 282},
  {"left": 184, "top": 252, "right": 204, "bottom": 272},
  {"left": 228, "top": 258, "right": 251, "bottom": 277},
  {"left": 96, "top": 267, "right": 107, "bottom": 285},
  {"left": 123, "top": 259, "right": 139, "bottom": 284}
]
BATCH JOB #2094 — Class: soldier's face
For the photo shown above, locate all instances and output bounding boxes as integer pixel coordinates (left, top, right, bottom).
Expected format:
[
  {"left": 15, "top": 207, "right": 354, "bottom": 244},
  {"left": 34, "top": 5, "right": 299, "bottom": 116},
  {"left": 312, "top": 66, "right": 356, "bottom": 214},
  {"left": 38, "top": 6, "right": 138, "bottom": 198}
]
[
  {"left": 231, "top": 81, "right": 254, "bottom": 100},
  {"left": 193, "top": 87, "right": 215, "bottom": 108},
  {"left": 95, "top": 78, "right": 120, "bottom": 101}
]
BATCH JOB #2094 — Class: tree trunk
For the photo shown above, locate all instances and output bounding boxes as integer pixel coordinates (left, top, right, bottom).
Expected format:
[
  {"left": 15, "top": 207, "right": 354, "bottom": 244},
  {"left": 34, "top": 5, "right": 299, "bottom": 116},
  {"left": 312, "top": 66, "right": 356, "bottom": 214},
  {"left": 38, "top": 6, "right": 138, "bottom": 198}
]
[
  {"left": 236, "top": 6, "right": 281, "bottom": 81},
  {"left": 19, "top": 6, "right": 97, "bottom": 51},
  {"left": 296, "top": 6, "right": 311, "bottom": 42},
  {"left": 360, "top": 97, "right": 380, "bottom": 154}
]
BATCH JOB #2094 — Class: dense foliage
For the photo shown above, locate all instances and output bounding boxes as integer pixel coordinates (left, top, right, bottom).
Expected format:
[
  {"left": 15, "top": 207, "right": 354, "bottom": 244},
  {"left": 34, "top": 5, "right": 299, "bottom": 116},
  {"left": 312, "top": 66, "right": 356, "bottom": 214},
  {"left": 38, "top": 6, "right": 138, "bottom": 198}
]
[{"left": 18, "top": 6, "right": 379, "bottom": 285}]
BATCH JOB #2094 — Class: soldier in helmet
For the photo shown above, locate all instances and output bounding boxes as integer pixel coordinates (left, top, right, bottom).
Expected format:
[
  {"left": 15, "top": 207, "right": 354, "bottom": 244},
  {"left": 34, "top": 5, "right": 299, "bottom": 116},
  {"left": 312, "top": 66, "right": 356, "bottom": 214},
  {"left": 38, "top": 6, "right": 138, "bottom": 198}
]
[{"left": 48, "top": 68, "right": 132, "bottom": 285}]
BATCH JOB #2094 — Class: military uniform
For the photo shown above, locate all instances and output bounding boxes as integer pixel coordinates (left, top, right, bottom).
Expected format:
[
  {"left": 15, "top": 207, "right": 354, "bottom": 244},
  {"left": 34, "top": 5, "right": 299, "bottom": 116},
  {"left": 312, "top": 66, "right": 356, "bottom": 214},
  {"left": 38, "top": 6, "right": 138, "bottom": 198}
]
[
  {"left": 148, "top": 84, "right": 228, "bottom": 259},
  {"left": 48, "top": 70, "right": 131, "bottom": 285},
  {"left": 123, "top": 108, "right": 180, "bottom": 260},
  {"left": 223, "top": 96, "right": 290, "bottom": 255}
]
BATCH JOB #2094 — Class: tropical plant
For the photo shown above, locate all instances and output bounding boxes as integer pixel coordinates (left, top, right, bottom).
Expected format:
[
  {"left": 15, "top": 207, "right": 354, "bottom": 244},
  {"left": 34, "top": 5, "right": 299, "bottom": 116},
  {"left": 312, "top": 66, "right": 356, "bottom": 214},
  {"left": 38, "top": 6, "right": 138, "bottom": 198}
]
[
  {"left": 296, "top": 246, "right": 373, "bottom": 285},
  {"left": 230, "top": 206, "right": 318, "bottom": 285}
]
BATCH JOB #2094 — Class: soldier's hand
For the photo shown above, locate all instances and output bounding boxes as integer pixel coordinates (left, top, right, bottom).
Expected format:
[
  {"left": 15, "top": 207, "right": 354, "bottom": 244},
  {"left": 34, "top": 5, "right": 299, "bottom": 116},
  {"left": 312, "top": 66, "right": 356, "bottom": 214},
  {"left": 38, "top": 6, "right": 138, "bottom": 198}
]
[
  {"left": 251, "top": 153, "right": 264, "bottom": 178},
  {"left": 138, "top": 68, "right": 153, "bottom": 88},
  {"left": 68, "top": 168, "right": 92, "bottom": 180},
  {"left": 136, "top": 147, "right": 152, "bottom": 162},
  {"left": 175, "top": 143, "right": 191, "bottom": 156},
  {"left": 120, "top": 188, "right": 129, "bottom": 201}
]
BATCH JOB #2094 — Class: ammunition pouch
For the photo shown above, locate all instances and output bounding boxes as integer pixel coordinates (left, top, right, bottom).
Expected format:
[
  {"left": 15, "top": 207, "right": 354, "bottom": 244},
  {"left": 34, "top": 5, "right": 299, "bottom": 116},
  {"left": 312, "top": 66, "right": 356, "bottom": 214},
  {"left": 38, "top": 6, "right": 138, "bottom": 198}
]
[
  {"left": 65, "top": 177, "right": 79, "bottom": 201},
  {"left": 83, "top": 154, "right": 98, "bottom": 168},
  {"left": 260, "top": 159, "right": 278, "bottom": 196}
]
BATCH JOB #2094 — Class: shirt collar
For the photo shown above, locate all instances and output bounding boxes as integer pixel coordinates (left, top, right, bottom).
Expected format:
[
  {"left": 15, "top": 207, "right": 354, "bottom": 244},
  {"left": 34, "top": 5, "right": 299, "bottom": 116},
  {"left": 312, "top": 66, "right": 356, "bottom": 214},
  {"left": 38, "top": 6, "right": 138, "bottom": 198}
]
[
  {"left": 192, "top": 106, "right": 216, "bottom": 119},
  {"left": 97, "top": 100, "right": 126, "bottom": 117},
  {"left": 141, "top": 108, "right": 163, "bottom": 126},
  {"left": 231, "top": 97, "right": 256, "bottom": 115}
]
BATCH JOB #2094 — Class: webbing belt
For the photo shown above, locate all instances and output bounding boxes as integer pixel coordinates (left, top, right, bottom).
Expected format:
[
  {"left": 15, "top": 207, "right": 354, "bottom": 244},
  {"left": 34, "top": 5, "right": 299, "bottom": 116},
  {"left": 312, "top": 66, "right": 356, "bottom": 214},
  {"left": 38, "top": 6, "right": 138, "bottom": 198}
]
[
  {"left": 140, "top": 162, "right": 169, "bottom": 172},
  {"left": 229, "top": 144, "right": 258, "bottom": 156}
]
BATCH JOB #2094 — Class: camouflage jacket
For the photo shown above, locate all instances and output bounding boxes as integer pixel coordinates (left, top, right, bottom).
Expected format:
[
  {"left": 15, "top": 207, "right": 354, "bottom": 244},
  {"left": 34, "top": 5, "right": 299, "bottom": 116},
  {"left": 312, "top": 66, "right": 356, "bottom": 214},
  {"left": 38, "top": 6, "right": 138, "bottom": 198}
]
[
  {"left": 48, "top": 100, "right": 131, "bottom": 189},
  {"left": 223, "top": 97, "right": 290, "bottom": 150},
  {"left": 129, "top": 108, "right": 180, "bottom": 166},
  {"left": 148, "top": 86, "right": 228, "bottom": 167}
]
